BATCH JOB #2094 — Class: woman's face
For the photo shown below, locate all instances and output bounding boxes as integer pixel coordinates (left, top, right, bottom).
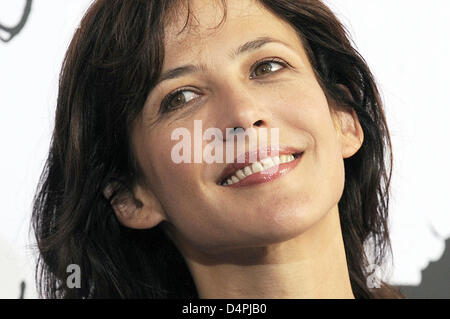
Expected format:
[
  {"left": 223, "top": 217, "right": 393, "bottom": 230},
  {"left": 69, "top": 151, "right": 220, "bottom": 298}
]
[{"left": 131, "top": 0, "right": 354, "bottom": 256}]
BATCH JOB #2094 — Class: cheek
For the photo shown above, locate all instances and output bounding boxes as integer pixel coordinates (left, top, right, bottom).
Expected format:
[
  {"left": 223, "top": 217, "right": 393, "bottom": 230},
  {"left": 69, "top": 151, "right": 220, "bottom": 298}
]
[
  {"left": 147, "top": 143, "right": 196, "bottom": 202},
  {"left": 274, "top": 80, "right": 346, "bottom": 203},
  {"left": 270, "top": 79, "right": 330, "bottom": 127},
  {"left": 134, "top": 126, "right": 192, "bottom": 201},
  {"left": 145, "top": 129, "right": 213, "bottom": 220}
]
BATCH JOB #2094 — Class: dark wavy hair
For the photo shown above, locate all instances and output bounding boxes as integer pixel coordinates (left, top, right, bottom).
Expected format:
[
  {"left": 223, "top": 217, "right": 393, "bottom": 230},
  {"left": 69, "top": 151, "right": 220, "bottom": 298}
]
[{"left": 31, "top": 0, "right": 404, "bottom": 298}]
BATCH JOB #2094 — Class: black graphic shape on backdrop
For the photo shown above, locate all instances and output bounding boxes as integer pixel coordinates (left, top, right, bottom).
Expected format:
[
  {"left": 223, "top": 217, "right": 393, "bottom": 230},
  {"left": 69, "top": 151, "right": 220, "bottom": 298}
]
[
  {"left": 0, "top": 0, "right": 33, "bottom": 43},
  {"left": 18, "top": 281, "right": 25, "bottom": 299},
  {"left": 397, "top": 238, "right": 450, "bottom": 298}
]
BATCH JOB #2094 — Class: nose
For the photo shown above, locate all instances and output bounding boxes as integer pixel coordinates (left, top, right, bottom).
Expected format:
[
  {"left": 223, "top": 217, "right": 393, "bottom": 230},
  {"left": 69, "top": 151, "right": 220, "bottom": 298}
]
[{"left": 212, "top": 83, "right": 272, "bottom": 142}]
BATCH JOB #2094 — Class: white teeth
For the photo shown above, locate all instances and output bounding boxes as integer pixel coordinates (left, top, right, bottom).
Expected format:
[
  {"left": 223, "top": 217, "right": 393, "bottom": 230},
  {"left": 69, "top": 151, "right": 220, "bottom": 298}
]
[
  {"left": 251, "top": 162, "right": 263, "bottom": 173},
  {"left": 272, "top": 156, "right": 280, "bottom": 166},
  {"left": 260, "top": 157, "right": 275, "bottom": 170},
  {"left": 279, "top": 155, "right": 287, "bottom": 163},
  {"left": 236, "top": 169, "right": 246, "bottom": 180},
  {"left": 243, "top": 166, "right": 252, "bottom": 176},
  {"left": 222, "top": 153, "right": 300, "bottom": 186}
]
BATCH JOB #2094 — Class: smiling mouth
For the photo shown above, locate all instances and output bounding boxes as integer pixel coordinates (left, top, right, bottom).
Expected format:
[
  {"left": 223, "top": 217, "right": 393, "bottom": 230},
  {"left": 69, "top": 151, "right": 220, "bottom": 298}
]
[{"left": 218, "top": 151, "right": 303, "bottom": 186}]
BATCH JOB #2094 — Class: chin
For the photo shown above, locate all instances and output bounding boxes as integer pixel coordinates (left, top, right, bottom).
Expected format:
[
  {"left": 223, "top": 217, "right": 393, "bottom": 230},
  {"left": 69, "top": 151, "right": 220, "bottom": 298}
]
[{"left": 228, "top": 204, "right": 320, "bottom": 244}]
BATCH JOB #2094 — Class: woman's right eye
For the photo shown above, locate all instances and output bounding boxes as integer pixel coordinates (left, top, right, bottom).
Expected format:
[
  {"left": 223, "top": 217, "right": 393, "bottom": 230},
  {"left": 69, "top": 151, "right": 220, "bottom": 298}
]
[{"left": 161, "top": 89, "right": 200, "bottom": 112}]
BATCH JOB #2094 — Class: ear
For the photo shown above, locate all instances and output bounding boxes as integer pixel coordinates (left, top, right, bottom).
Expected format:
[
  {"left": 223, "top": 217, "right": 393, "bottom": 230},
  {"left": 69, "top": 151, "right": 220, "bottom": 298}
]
[
  {"left": 332, "top": 85, "right": 364, "bottom": 159},
  {"left": 103, "top": 181, "right": 166, "bottom": 229}
]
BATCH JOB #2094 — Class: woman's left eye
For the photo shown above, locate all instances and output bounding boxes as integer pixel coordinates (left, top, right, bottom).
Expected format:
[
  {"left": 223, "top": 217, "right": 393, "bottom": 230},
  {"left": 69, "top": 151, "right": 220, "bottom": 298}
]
[{"left": 250, "top": 58, "right": 287, "bottom": 79}]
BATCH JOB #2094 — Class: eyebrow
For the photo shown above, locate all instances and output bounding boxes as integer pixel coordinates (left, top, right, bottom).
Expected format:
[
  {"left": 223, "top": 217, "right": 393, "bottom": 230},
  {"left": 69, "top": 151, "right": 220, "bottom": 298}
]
[{"left": 154, "top": 36, "right": 292, "bottom": 86}]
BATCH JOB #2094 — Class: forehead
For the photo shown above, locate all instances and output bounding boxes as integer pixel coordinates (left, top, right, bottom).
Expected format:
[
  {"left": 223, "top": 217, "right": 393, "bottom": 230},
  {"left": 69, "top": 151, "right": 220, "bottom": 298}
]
[{"left": 163, "top": 0, "right": 303, "bottom": 65}]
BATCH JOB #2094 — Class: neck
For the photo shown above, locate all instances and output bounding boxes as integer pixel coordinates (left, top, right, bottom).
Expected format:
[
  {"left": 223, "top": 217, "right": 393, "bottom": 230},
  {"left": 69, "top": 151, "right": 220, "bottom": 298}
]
[{"left": 180, "top": 205, "right": 355, "bottom": 299}]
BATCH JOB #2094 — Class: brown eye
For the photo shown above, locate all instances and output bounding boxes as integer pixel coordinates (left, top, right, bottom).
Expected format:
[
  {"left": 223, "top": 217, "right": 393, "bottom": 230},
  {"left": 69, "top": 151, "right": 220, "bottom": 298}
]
[
  {"left": 162, "top": 89, "right": 199, "bottom": 112},
  {"left": 251, "top": 59, "right": 286, "bottom": 78},
  {"left": 169, "top": 92, "right": 186, "bottom": 108}
]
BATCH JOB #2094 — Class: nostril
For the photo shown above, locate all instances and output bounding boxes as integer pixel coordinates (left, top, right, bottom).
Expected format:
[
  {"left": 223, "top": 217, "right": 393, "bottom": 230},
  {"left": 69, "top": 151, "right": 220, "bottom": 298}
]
[
  {"left": 253, "top": 120, "right": 263, "bottom": 127},
  {"left": 231, "top": 127, "right": 245, "bottom": 134}
]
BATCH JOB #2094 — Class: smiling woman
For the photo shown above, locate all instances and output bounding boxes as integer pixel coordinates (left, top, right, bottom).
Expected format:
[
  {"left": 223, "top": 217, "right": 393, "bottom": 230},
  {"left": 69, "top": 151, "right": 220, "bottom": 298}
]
[{"left": 31, "top": 0, "right": 404, "bottom": 298}]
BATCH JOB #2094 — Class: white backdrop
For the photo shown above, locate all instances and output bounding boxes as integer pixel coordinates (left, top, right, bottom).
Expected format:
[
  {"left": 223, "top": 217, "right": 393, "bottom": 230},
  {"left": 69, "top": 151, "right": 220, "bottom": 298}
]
[{"left": 1, "top": 0, "right": 449, "bottom": 298}]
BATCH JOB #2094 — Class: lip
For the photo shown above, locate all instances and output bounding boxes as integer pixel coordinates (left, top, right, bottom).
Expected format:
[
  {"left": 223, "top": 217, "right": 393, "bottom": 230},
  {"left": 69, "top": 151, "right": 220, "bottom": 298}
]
[{"left": 216, "top": 145, "right": 304, "bottom": 186}]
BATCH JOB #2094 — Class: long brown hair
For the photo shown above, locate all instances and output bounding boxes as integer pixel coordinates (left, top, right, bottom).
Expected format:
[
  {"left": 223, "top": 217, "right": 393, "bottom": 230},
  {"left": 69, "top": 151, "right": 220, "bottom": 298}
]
[{"left": 31, "top": 0, "right": 404, "bottom": 298}]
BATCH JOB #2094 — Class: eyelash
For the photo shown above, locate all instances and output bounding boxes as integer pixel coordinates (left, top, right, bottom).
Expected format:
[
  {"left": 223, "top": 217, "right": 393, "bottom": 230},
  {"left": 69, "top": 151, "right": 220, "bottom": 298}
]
[{"left": 160, "top": 57, "right": 289, "bottom": 113}]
